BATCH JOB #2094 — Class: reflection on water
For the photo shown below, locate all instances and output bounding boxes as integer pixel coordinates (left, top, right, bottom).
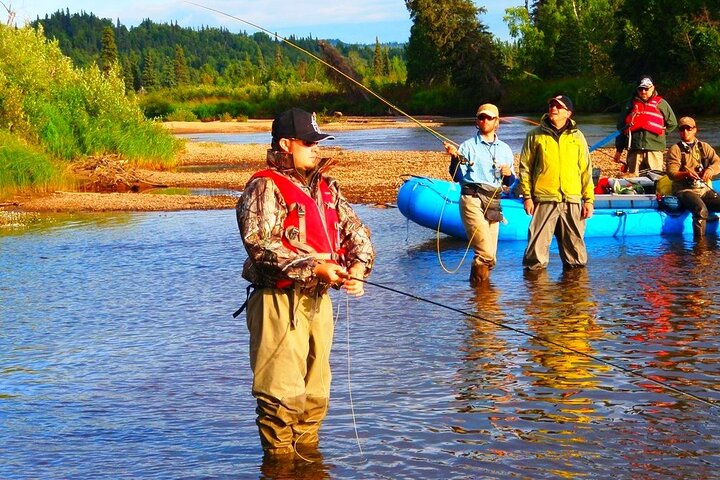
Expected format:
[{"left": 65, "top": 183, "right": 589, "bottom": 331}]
[
  {"left": 1, "top": 208, "right": 719, "bottom": 479},
  {"left": 523, "top": 268, "right": 605, "bottom": 401}
]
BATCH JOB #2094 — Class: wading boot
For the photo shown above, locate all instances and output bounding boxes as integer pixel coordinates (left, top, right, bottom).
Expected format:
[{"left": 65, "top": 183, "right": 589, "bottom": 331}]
[
  {"left": 693, "top": 218, "right": 706, "bottom": 238},
  {"left": 469, "top": 263, "right": 490, "bottom": 287}
]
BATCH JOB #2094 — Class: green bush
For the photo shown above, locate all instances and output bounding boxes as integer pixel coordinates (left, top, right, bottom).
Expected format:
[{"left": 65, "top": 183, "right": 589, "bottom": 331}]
[
  {"left": 166, "top": 108, "right": 198, "bottom": 122},
  {"left": 502, "top": 76, "right": 627, "bottom": 114},
  {"left": 192, "top": 103, "right": 219, "bottom": 122},
  {"left": 690, "top": 80, "right": 720, "bottom": 114},
  {"left": 0, "top": 23, "right": 180, "bottom": 192},
  {"left": 141, "top": 96, "right": 174, "bottom": 120}
]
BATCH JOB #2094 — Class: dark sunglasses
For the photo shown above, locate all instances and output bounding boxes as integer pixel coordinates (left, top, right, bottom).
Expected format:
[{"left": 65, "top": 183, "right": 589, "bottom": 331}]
[
  {"left": 679, "top": 125, "right": 696, "bottom": 131},
  {"left": 477, "top": 114, "right": 497, "bottom": 121},
  {"left": 637, "top": 87, "right": 651, "bottom": 92},
  {"left": 293, "top": 139, "right": 319, "bottom": 147}
]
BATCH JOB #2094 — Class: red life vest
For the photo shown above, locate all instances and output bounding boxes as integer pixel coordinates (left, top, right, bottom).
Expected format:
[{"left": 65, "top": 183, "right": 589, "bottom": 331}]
[
  {"left": 250, "top": 169, "right": 342, "bottom": 263},
  {"left": 624, "top": 96, "right": 666, "bottom": 136}
]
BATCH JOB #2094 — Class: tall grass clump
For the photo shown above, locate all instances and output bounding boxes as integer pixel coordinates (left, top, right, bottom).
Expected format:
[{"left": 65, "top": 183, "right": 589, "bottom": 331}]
[
  {"left": 0, "top": 24, "right": 180, "bottom": 193},
  {"left": 0, "top": 131, "right": 70, "bottom": 198}
]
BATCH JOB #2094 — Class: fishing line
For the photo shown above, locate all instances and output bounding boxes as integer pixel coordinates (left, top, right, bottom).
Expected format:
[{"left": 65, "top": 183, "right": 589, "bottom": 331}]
[
  {"left": 349, "top": 276, "right": 718, "bottom": 410},
  {"left": 435, "top": 160, "right": 476, "bottom": 274},
  {"left": 343, "top": 293, "right": 366, "bottom": 460},
  {"left": 184, "top": 1, "right": 458, "bottom": 147}
]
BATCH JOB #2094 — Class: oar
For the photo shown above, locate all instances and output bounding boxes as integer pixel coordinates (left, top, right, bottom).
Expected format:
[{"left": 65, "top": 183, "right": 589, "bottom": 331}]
[{"left": 589, "top": 130, "right": 621, "bottom": 152}]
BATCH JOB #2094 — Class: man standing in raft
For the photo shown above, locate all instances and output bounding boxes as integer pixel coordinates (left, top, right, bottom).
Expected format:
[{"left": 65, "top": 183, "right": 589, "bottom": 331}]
[
  {"left": 519, "top": 95, "right": 594, "bottom": 271},
  {"left": 443, "top": 103, "right": 516, "bottom": 287},
  {"left": 614, "top": 76, "right": 677, "bottom": 175},
  {"left": 236, "top": 108, "right": 375, "bottom": 457}
]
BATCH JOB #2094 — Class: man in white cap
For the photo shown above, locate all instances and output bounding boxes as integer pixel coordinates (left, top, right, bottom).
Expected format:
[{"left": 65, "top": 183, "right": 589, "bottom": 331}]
[
  {"left": 443, "top": 103, "right": 515, "bottom": 287},
  {"left": 614, "top": 76, "right": 677, "bottom": 175},
  {"left": 519, "top": 95, "right": 595, "bottom": 271},
  {"left": 236, "top": 108, "right": 375, "bottom": 457},
  {"left": 666, "top": 116, "right": 720, "bottom": 237}
]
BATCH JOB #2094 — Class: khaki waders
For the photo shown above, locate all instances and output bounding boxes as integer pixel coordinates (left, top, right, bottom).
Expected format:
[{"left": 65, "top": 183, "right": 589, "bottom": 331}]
[{"left": 247, "top": 287, "right": 334, "bottom": 455}]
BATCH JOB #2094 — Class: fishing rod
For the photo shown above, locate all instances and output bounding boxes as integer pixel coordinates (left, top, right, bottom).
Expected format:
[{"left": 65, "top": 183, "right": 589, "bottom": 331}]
[
  {"left": 347, "top": 275, "right": 718, "bottom": 410},
  {"left": 184, "top": 1, "right": 458, "bottom": 147}
]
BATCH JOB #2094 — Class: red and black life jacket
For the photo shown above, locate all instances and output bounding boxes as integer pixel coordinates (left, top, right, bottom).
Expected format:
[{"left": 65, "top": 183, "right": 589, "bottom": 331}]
[
  {"left": 625, "top": 96, "right": 666, "bottom": 136},
  {"left": 250, "top": 169, "right": 342, "bottom": 264}
]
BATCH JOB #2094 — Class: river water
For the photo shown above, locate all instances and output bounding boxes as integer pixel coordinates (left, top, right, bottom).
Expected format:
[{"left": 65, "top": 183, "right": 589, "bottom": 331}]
[
  {"left": 176, "top": 113, "right": 720, "bottom": 153},
  {"left": 2, "top": 204, "right": 719, "bottom": 479}
]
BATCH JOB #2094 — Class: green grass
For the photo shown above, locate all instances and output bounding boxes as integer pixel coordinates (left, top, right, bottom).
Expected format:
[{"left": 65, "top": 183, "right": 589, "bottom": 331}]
[{"left": 0, "top": 131, "right": 69, "bottom": 198}]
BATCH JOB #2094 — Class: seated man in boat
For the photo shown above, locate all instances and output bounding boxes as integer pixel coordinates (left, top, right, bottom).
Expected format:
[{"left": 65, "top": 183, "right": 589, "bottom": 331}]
[
  {"left": 519, "top": 95, "right": 595, "bottom": 271},
  {"left": 666, "top": 116, "right": 720, "bottom": 237},
  {"left": 443, "top": 103, "right": 516, "bottom": 287}
]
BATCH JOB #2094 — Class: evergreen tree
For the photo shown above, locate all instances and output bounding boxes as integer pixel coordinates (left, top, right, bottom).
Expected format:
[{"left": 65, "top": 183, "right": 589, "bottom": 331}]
[
  {"left": 141, "top": 50, "right": 158, "bottom": 90},
  {"left": 613, "top": 0, "right": 720, "bottom": 84},
  {"left": 405, "top": 0, "right": 447, "bottom": 86},
  {"left": 383, "top": 46, "right": 391, "bottom": 76},
  {"left": 373, "top": 37, "right": 384, "bottom": 77},
  {"left": 161, "top": 60, "right": 176, "bottom": 88},
  {"left": 121, "top": 55, "right": 135, "bottom": 91},
  {"left": 173, "top": 45, "right": 190, "bottom": 85},
  {"left": 100, "top": 26, "right": 118, "bottom": 75},
  {"left": 405, "top": 0, "right": 502, "bottom": 92}
]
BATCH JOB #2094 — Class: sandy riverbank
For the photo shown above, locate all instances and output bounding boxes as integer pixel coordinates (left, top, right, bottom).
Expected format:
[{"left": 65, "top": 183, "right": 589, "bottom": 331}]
[
  {"left": 164, "top": 116, "right": 442, "bottom": 134},
  {"left": 2, "top": 118, "right": 622, "bottom": 216}
]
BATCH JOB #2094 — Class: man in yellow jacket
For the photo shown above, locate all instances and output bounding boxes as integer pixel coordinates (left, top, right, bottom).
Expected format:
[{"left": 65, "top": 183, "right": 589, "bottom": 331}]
[{"left": 519, "top": 95, "right": 595, "bottom": 270}]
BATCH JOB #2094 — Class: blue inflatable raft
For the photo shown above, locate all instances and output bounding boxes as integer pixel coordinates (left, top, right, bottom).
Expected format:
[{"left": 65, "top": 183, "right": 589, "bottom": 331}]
[{"left": 397, "top": 176, "right": 719, "bottom": 241}]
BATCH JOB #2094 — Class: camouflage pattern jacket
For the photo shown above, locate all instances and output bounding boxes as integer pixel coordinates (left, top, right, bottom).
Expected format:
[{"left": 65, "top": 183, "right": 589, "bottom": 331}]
[{"left": 236, "top": 149, "right": 375, "bottom": 294}]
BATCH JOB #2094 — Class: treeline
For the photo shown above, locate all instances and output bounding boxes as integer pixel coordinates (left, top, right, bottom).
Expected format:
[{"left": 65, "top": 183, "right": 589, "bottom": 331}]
[
  {"left": 31, "top": 1, "right": 720, "bottom": 117},
  {"left": 405, "top": 0, "right": 720, "bottom": 113},
  {"left": 33, "top": 10, "right": 407, "bottom": 118}
]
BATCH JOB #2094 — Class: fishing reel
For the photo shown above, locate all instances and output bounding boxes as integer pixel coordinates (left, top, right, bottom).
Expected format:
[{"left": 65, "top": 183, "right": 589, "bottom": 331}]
[{"left": 457, "top": 154, "right": 474, "bottom": 167}]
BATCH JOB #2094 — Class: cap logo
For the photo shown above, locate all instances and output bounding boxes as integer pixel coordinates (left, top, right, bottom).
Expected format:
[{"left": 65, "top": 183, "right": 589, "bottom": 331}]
[{"left": 311, "top": 112, "right": 321, "bottom": 134}]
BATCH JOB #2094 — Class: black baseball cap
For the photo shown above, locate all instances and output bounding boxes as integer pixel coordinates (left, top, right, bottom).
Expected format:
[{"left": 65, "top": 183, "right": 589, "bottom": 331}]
[
  {"left": 271, "top": 108, "right": 335, "bottom": 143},
  {"left": 548, "top": 94, "right": 574, "bottom": 112}
]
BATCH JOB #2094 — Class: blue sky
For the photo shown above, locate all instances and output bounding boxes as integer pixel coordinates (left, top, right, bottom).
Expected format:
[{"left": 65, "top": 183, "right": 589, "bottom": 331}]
[{"left": 11, "top": 1, "right": 524, "bottom": 44}]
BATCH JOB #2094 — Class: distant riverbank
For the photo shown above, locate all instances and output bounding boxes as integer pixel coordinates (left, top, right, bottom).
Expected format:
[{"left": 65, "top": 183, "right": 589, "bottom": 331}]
[
  {"left": 163, "top": 116, "right": 444, "bottom": 134},
  {"left": 1, "top": 117, "right": 623, "bottom": 219}
]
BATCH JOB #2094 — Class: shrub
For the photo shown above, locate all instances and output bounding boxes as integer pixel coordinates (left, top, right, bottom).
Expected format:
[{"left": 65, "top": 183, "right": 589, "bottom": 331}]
[
  {"left": 0, "top": 24, "right": 181, "bottom": 192},
  {"left": 166, "top": 108, "right": 198, "bottom": 122}
]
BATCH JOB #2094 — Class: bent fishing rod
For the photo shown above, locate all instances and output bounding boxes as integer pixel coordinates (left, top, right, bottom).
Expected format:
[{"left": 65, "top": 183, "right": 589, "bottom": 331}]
[
  {"left": 345, "top": 275, "right": 717, "bottom": 410},
  {"left": 185, "top": 1, "right": 458, "bottom": 148}
]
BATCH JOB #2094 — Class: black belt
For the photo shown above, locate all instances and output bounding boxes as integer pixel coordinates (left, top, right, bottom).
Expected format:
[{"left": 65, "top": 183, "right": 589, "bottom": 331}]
[{"left": 461, "top": 183, "right": 498, "bottom": 197}]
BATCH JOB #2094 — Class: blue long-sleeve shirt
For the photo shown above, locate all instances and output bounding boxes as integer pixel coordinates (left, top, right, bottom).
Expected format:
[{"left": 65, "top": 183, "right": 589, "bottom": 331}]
[{"left": 449, "top": 133, "right": 515, "bottom": 187}]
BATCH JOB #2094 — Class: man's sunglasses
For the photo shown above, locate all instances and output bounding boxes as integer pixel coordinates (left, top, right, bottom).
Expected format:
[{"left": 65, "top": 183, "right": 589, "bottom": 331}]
[
  {"left": 637, "top": 87, "right": 651, "bottom": 92},
  {"left": 477, "top": 114, "right": 497, "bottom": 121},
  {"left": 679, "top": 126, "right": 696, "bottom": 132}
]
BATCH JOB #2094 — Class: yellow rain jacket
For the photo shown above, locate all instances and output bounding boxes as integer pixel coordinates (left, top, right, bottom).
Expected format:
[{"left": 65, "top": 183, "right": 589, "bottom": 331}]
[{"left": 519, "top": 114, "right": 595, "bottom": 205}]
